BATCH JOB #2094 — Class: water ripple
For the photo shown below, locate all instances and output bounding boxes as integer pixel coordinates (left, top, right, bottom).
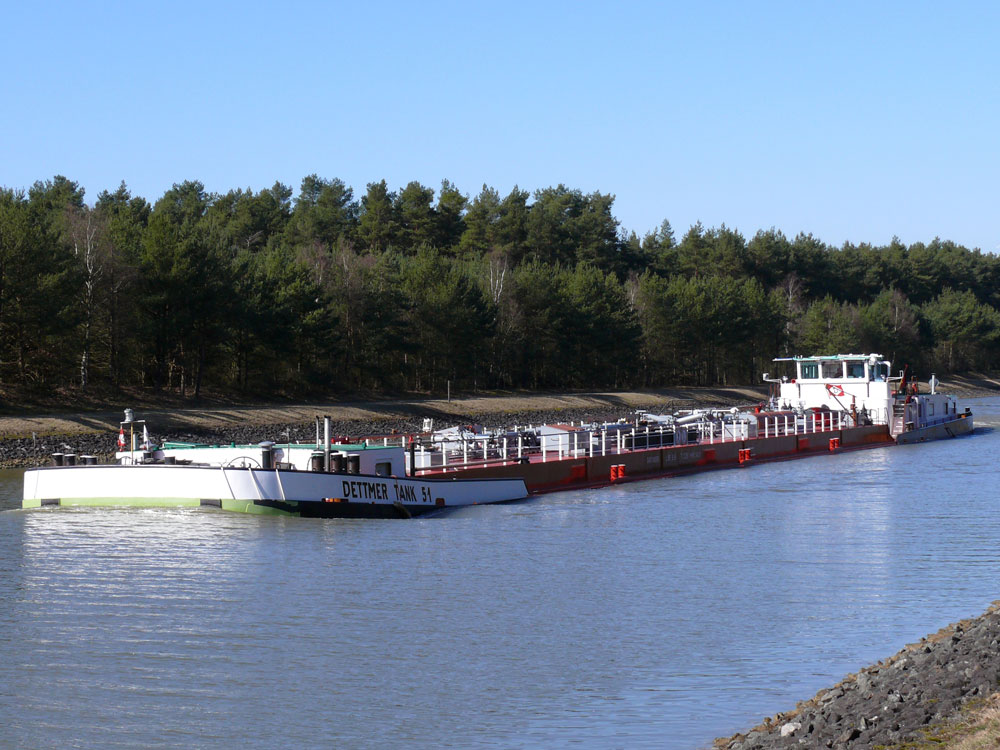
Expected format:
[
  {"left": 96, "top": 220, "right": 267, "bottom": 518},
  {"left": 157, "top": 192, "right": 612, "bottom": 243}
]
[{"left": 1, "top": 399, "right": 999, "bottom": 748}]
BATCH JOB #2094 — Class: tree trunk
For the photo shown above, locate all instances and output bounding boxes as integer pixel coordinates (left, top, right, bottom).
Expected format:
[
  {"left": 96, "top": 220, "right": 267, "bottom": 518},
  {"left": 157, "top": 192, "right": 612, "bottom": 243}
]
[
  {"left": 109, "top": 299, "right": 119, "bottom": 388},
  {"left": 80, "top": 314, "right": 91, "bottom": 388},
  {"left": 195, "top": 343, "right": 205, "bottom": 400}
]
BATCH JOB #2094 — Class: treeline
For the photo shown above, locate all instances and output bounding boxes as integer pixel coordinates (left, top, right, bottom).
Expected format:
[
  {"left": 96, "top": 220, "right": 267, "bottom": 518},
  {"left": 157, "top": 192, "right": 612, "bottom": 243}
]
[{"left": 0, "top": 174, "right": 997, "bottom": 398}]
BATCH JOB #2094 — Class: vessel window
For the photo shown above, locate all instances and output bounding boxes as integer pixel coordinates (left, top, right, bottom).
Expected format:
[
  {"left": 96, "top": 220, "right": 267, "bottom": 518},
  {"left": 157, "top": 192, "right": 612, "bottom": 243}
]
[
  {"left": 873, "top": 364, "right": 888, "bottom": 381},
  {"left": 928, "top": 403, "right": 935, "bottom": 416},
  {"left": 846, "top": 363, "right": 865, "bottom": 378},
  {"left": 800, "top": 363, "right": 819, "bottom": 379},
  {"left": 821, "top": 361, "right": 842, "bottom": 378},
  {"left": 375, "top": 461, "right": 392, "bottom": 477}
]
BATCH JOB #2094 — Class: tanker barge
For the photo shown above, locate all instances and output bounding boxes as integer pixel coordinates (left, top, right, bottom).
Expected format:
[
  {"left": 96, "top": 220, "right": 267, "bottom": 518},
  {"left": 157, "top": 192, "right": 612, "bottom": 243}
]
[
  {"left": 22, "top": 354, "right": 972, "bottom": 516},
  {"left": 395, "top": 352, "right": 973, "bottom": 493}
]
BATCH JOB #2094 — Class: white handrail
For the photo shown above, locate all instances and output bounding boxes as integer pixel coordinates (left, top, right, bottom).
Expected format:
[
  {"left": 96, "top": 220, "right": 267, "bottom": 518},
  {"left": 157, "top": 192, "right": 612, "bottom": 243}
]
[
  {"left": 246, "top": 468, "right": 264, "bottom": 501},
  {"left": 274, "top": 467, "right": 287, "bottom": 501},
  {"left": 220, "top": 466, "right": 237, "bottom": 500},
  {"left": 411, "top": 406, "right": 871, "bottom": 473}
]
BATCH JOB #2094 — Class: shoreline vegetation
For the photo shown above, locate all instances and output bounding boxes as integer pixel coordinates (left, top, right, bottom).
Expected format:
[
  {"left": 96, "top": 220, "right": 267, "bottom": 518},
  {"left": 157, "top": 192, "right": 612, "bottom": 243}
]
[{"left": 4, "top": 175, "right": 1000, "bottom": 404}]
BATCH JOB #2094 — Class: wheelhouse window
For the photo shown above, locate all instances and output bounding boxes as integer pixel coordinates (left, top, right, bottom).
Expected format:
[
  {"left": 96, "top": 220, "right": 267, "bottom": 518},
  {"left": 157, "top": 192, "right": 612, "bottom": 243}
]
[
  {"left": 846, "top": 362, "right": 865, "bottom": 378},
  {"left": 821, "top": 361, "right": 842, "bottom": 378},
  {"left": 375, "top": 461, "right": 392, "bottom": 477},
  {"left": 800, "top": 363, "right": 819, "bottom": 379}
]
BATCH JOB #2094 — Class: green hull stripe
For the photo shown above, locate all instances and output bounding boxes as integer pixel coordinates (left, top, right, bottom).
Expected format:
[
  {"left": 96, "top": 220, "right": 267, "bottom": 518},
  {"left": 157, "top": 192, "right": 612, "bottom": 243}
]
[
  {"left": 220, "top": 498, "right": 299, "bottom": 516},
  {"left": 22, "top": 497, "right": 301, "bottom": 516},
  {"left": 42, "top": 497, "right": 202, "bottom": 508}
]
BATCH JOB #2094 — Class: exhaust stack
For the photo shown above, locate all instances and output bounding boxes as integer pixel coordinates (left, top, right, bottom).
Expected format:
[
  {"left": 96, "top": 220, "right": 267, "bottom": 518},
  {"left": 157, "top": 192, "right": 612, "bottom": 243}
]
[{"left": 324, "top": 416, "right": 331, "bottom": 472}]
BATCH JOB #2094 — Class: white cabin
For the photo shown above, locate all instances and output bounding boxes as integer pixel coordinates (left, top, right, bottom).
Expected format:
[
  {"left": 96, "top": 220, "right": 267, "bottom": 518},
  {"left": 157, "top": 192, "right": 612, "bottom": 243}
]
[
  {"left": 766, "top": 353, "right": 895, "bottom": 423},
  {"left": 765, "top": 353, "right": 965, "bottom": 437}
]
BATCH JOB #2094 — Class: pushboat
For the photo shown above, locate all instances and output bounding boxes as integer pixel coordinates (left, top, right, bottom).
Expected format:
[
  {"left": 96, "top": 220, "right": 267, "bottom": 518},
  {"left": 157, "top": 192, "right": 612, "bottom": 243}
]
[
  {"left": 766, "top": 353, "right": 973, "bottom": 445},
  {"left": 21, "top": 354, "right": 972, "bottom": 516}
]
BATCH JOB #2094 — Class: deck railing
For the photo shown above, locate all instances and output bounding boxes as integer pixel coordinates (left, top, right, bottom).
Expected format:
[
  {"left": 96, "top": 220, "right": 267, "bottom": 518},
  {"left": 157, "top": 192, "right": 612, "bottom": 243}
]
[{"left": 406, "top": 408, "right": 874, "bottom": 476}]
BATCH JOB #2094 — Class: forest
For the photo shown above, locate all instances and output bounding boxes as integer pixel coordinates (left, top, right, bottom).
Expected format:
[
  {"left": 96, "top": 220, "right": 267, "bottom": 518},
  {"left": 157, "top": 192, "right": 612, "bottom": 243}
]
[{"left": 0, "top": 174, "right": 997, "bottom": 400}]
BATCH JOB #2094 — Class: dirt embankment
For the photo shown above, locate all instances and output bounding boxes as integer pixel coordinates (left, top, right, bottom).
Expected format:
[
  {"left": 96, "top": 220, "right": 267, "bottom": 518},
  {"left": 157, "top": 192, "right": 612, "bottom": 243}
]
[
  {"left": 3, "top": 373, "right": 997, "bottom": 440},
  {"left": 0, "top": 387, "right": 770, "bottom": 439},
  {"left": 0, "top": 387, "right": 768, "bottom": 467},
  {"left": 1, "top": 378, "right": 995, "bottom": 468}
]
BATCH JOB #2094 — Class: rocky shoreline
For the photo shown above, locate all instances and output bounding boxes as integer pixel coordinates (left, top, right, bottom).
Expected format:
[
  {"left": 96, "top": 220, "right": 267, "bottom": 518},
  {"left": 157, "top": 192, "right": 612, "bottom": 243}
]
[
  {"left": 716, "top": 603, "right": 1000, "bottom": 749},
  {"left": 0, "top": 388, "right": 771, "bottom": 469}
]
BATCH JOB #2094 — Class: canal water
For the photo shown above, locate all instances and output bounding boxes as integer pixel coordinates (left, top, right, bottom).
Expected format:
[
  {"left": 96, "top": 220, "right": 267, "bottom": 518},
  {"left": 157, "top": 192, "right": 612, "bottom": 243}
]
[{"left": 1, "top": 399, "right": 997, "bottom": 749}]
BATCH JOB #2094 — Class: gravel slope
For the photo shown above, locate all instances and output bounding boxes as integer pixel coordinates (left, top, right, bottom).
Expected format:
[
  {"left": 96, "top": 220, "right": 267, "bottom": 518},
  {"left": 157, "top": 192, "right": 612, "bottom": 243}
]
[{"left": 716, "top": 603, "right": 1000, "bottom": 749}]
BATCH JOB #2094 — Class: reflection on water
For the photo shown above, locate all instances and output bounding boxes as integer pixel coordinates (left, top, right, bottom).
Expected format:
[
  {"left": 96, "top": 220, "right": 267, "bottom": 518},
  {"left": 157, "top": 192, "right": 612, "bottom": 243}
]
[{"left": 2, "top": 400, "right": 1000, "bottom": 749}]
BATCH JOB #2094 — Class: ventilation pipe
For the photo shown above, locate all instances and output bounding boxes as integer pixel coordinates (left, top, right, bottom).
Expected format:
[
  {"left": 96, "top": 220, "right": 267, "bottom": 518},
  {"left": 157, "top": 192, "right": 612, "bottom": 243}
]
[{"left": 324, "top": 416, "right": 331, "bottom": 473}]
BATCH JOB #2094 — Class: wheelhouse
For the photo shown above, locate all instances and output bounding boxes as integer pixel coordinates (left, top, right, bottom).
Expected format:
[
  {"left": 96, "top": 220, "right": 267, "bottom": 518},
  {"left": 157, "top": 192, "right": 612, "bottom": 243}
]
[{"left": 771, "top": 353, "right": 891, "bottom": 384}]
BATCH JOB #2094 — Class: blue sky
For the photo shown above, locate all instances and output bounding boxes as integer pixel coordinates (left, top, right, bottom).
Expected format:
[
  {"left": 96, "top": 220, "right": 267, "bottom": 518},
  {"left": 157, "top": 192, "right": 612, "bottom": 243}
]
[{"left": 3, "top": 2, "right": 998, "bottom": 250}]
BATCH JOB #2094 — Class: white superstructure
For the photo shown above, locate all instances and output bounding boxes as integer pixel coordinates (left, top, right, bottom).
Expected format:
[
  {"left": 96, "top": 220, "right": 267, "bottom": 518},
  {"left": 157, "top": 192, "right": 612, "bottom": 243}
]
[
  {"left": 764, "top": 353, "right": 972, "bottom": 442},
  {"left": 118, "top": 441, "right": 407, "bottom": 476},
  {"left": 766, "top": 353, "right": 895, "bottom": 423}
]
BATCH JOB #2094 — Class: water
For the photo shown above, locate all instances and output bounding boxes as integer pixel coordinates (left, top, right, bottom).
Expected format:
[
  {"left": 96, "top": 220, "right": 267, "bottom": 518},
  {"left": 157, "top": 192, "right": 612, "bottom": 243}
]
[{"left": 1, "top": 400, "right": 998, "bottom": 749}]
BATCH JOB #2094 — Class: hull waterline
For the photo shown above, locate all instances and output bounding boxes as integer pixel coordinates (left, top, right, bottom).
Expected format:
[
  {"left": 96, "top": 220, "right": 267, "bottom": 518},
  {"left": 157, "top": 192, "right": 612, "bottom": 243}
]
[
  {"left": 895, "top": 414, "right": 974, "bottom": 444},
  {"left": 22, "top": 464, "right": 528, "bottom": 517}
]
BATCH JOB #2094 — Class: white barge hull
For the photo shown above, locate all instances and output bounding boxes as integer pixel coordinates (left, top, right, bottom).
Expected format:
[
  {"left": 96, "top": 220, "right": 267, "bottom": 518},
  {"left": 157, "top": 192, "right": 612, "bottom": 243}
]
[{"left": 22, "top": 465, "right": 528, "bottom": 518}]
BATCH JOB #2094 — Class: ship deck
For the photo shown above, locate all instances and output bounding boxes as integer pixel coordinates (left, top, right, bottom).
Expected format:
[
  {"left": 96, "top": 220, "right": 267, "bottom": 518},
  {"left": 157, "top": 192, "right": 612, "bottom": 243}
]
[{"left": 413, "top": 422, "right": 896, "bottom": 494}]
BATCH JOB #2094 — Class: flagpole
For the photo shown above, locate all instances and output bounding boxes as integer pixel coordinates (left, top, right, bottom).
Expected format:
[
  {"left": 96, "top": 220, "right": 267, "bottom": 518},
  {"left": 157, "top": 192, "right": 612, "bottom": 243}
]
[{"left": 825, "top": 383, "right": 848, "bottom": 412}]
